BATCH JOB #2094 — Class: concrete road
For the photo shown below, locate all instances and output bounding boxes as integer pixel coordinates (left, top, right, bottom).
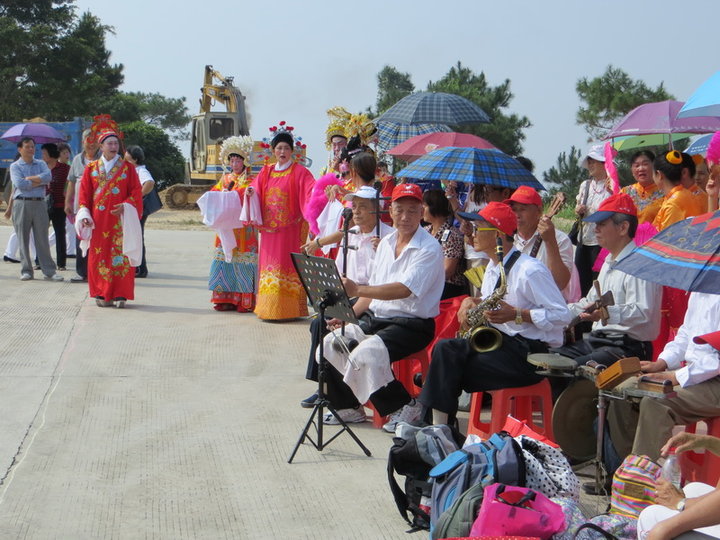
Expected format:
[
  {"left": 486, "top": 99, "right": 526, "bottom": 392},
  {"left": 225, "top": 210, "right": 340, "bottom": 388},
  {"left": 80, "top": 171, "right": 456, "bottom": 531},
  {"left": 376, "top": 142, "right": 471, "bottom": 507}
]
[{"left": 0, "top": 225, "right": 410, "bottom": 539}]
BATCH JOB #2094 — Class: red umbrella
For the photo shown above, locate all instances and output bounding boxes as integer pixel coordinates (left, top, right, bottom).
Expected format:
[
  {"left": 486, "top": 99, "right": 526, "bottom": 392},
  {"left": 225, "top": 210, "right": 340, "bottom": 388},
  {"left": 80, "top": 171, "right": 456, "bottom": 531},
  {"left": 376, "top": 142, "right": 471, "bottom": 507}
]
[{"left": 387, "top": 131, "right": 497, "bottom": 161}]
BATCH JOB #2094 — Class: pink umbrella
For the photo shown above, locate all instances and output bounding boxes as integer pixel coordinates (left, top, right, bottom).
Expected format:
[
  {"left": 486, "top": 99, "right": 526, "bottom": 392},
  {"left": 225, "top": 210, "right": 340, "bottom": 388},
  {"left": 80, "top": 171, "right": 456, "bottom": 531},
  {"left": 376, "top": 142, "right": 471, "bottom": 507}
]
[
  {"left": 387, "top": 131, "right": 497, "bottom": 161},
  {"left": 605, "top": 100, "right": 720, "bottom": 141},
  {"left": 0, "top": 123, "right": 66, "bottom": 144}
]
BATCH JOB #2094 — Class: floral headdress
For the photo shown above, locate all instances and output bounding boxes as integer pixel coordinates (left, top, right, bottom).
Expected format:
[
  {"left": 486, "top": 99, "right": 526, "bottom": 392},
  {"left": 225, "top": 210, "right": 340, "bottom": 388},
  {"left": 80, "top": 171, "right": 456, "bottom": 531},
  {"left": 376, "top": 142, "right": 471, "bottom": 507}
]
[
  {"left": 258, "top": 121, "right": 307, "bottom": 164},
  {"left": 324, "top": 107, "right": 375, "bottom": 150},
  {"left": 219, "top": 135, "right": 254, "bottom": 169},
  {"left": 88, "top": 114, "right": 123, "bottom": 144}
]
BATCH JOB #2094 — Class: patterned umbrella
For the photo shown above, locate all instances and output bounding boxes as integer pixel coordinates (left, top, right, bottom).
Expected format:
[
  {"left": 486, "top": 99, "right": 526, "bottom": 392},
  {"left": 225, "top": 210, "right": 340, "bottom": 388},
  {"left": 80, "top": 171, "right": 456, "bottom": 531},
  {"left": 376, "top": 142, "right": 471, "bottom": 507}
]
[
  {"left": 388, "top": 131, "right": 497, "bottom": 161},
  {"left": 605, "top": 100, "right": 720, "bottom": 139},
  {"left": 614, "top": 211, "right": 720, "bottom": 293},
  {"left": 395, "top": 146, "right": 545, "bottom": 190},
  {"left": 376, "top": 92, "right": 490, "bottom": 126},
  {"left": 0, "top": 123, "right": 66, "bottom": 144},
  {"left": 374, "top": 121, "right": 450, "bottom": 150},
  {"left": 685, "top": 133, "right": 713, "bottom": 156}
]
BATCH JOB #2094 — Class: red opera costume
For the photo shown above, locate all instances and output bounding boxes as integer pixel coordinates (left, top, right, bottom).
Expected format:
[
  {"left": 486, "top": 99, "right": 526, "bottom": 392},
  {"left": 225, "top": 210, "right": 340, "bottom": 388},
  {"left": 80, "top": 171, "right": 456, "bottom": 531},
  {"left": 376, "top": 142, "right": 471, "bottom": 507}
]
[
  {"left": 79, "top": 159, "right": 142, "bottom": 301},
  {"left": 253, "top": 162, "right": 314, "bottom": 320}
]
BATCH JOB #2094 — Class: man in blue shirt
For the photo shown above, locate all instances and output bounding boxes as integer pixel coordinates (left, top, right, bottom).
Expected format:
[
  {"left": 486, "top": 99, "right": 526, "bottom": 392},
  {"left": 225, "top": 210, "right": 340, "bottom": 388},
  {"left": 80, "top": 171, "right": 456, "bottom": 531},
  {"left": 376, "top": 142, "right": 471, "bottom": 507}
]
[{"left": 9, "top": 137, "right": 63, "bottom": 281}]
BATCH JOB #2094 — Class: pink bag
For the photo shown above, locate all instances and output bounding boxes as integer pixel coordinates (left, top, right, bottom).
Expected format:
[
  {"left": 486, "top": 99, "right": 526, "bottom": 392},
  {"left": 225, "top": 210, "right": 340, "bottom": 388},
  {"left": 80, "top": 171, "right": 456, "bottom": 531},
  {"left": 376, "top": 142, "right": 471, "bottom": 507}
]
[{"left": 470, "top": 484, "right": 566, "bottom": 540}]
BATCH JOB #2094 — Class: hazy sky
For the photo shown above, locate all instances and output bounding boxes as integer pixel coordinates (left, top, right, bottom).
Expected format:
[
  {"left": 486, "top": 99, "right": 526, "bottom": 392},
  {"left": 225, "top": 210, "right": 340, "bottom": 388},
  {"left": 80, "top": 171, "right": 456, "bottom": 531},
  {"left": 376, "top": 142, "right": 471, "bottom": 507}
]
[{"left": 74, "top": 0, "right": 719, "bottom": 180}]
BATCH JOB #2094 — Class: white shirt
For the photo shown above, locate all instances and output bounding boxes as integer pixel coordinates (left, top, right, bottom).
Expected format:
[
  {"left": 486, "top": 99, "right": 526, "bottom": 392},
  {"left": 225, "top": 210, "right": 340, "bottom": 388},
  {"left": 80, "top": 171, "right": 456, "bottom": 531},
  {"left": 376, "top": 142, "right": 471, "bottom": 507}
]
[
  {"left": 659, "top": 292, "right": 720, "bottom": 388},
  {"left": 482, "top": 248, "right": 571, "bottom": 348},
  {"left": 136, "top": 164, "right": 154, "bottom": 185},
  {"left": 514, "top": 228, "right": 580, "bottom": 302},
  {"left": 462, "top": 199, "right": 489, "bottom": 261},
  {"left": 569, "top": 241, "right": 662, "bottom": 342},
  {"left": 335, "top": 222, "right": 394, "bottom": 285},
  {"left": 369, "top": 226, "right": 444, "bottom": 319},
  {"left": 101, "top": 154, "right": 120, "bottom": 175},
  {"left": 576, "top": 178, "right": 612, "bottom": 246}
]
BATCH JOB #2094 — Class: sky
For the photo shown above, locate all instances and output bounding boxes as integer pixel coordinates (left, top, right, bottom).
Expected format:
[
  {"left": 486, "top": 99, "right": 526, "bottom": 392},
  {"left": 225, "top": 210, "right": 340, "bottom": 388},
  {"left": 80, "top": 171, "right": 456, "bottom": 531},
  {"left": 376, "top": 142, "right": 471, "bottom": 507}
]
[{"left": 73, "top": 0, "right": 719, "bottom": 180}]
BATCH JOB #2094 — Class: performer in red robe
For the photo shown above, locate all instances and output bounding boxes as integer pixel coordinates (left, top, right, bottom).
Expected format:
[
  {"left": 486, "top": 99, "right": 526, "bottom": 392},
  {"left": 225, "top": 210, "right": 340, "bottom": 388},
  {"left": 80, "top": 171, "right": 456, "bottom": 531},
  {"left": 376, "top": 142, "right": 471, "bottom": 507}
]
[{"left": 78, "top": 130, "right": 142, "bottom": 308}]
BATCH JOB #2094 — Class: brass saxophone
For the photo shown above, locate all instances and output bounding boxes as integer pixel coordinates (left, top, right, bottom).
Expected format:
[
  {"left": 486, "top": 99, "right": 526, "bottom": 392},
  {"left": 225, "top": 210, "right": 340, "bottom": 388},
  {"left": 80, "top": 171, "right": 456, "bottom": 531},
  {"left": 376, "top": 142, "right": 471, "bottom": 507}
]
[{"left": 459, "top": 237, "right": 506, "bottom": 352}]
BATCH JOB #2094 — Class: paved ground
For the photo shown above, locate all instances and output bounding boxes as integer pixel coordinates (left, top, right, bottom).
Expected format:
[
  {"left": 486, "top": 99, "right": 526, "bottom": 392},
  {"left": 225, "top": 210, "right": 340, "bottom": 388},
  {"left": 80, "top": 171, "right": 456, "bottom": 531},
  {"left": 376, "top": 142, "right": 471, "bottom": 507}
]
[{"left": 0, "top": 224, "right": 608, "bottom": 539}]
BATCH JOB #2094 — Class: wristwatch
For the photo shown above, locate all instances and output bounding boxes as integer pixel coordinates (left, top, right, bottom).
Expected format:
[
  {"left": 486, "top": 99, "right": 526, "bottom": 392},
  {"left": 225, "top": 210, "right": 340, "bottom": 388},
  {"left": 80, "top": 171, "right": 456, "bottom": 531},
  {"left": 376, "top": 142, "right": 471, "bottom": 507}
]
[
  {"left": 676, "top": 498, "right": 686, "bottom": 512},
  {"left": 515, "top": 307, "right": 523, "bottom": 324}
]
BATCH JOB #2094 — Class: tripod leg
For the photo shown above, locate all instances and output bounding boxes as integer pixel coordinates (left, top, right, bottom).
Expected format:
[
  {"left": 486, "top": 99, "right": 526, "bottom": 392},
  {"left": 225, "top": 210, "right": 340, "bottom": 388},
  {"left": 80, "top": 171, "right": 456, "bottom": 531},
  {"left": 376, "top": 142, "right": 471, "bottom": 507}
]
[
  {"left": 322, "top": 403, "right": 372, "bottom": 457},
  {"left": 288, "top": 403, "right": 322, "bottom": 464}
]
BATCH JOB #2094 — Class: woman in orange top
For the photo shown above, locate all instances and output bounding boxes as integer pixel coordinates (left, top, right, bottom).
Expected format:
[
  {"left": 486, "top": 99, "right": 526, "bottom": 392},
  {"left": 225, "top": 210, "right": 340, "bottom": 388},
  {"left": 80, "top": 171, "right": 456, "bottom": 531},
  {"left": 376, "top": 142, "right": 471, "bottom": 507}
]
[
  {"left": 652, "top": 151, "right": 703, "bottom": 232},
  {"left": 621, "top": 150, "right": 664, "bottom": 224}
]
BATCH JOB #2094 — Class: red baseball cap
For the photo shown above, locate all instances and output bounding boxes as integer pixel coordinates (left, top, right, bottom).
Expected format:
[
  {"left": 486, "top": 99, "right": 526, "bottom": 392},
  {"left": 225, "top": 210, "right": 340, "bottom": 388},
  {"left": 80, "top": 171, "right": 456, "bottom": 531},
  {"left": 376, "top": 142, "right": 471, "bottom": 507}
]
[
  {"left": 505, "top": 185, "right": 542, "bottom": 207},
  {"left": 693, "top": 330, "right": 720, "bottom": 351},
  {"left": 458, "top": 202, "right": 517, "bottom": 236},
  {"left": 391, "top": 182, "right": 423, "bottom": 203},
  {"left": 583, "top": 193, "right": 637, "bottom": 223}
]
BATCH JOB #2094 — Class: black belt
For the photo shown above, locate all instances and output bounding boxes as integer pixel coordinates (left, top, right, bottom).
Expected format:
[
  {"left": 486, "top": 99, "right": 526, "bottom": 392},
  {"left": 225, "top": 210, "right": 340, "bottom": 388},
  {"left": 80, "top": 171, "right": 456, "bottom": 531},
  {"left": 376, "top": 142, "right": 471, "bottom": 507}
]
[{"left": 16, "top": 197, "right": 43, "bottom": 201}]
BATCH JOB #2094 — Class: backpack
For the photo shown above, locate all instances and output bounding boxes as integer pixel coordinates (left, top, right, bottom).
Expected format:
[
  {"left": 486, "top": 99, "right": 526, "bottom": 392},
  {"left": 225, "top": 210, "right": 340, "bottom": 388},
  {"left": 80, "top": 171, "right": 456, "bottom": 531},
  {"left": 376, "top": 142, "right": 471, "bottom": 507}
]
[
  {"left": 429, "top": 431, "right": 526, "bottom": 532},
  {"left": 431, "top": 477, "right": 493, "bottom": 540},
  {"left": 610, "top": 454, "right": 660, "bottom": 518},
  {"left": 387, "top": 424, "right": 463, "bottom": 530}
]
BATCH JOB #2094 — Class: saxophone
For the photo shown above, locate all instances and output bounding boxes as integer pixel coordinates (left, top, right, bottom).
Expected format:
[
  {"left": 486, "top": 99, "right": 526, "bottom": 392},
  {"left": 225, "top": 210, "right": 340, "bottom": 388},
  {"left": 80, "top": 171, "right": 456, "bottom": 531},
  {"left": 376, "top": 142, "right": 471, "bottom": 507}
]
[{"left": 459, "top": 237, "right": 506, "bottom": 352}]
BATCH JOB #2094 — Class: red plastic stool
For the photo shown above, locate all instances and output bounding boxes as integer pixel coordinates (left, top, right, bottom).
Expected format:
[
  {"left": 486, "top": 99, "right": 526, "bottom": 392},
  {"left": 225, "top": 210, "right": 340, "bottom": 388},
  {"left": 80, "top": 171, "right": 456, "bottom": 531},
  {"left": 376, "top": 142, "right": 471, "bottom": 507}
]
[
  {"left": 679, "top": 416, "right": 720, "bottom": 486},
  {"left": 467, "top": 379, "right": 555, "bottom": 441}
]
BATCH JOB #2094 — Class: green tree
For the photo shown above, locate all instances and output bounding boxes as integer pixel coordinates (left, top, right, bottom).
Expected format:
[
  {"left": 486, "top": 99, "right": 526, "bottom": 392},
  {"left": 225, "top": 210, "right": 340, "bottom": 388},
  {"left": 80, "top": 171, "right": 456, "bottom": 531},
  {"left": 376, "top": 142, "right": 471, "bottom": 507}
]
[
  {"left": 542, "top": 146, "right": 586, "bottom": 203},
  {"left": 374, "top": 65, "right": 414, "bottom": 116},
  {"left": 120, "top": 121, "right": 185, "bottom": 189},
  {"left": 427, "top": 62, "right": 531, "bottom": 156},
  {"left": 101, "top": 92, "right": 190, "bottom": 140},
  {"left": 576, "top": 65, "right": 674, "bottom": 140}
]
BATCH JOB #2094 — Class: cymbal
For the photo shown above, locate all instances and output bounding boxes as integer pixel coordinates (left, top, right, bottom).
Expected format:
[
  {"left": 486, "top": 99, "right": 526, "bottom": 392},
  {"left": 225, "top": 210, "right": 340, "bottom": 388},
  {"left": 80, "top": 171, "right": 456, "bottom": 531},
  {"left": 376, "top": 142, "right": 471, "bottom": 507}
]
[
  {"left": 527, "top": 353, "right": 577, "bottom": 372},
  {"left": 552, "top": 378, "right": 597, "bottom": 462}
]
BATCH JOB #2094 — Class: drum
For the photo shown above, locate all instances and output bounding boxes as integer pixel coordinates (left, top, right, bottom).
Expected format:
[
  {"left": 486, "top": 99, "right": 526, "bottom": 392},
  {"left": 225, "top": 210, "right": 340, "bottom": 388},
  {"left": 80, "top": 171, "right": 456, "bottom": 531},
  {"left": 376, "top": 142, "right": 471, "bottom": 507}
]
[
  {"left": 527, "top": 353, "right": 577, "bottom": 378},
  {"left": 551, "top": 378, "right": 597, "bottom": 462}
]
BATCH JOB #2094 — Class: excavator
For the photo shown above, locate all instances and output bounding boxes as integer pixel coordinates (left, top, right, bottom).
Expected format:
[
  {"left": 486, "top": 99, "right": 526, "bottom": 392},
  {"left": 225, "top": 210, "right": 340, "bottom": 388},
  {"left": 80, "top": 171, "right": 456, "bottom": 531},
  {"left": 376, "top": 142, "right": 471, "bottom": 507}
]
[{"left": 164, "top": 65, "right": 250, "bottom": 209}]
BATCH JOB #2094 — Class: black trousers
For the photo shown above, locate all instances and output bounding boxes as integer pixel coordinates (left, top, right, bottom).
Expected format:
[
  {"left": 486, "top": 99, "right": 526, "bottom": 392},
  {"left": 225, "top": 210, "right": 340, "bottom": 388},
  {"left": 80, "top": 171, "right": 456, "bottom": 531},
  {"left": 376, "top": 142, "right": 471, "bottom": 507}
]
[
  {"left": 550, "top": 331, "right": 653, "bottom": 367},
  {"left": 49, "top": 207, "right": 66, "bottom": 268},
  {"left": 137, "top": 214, "right": 148, "bottom": 275},
  {"left": 75, "top": 235, "right": 87, "bottom": 278},
  {"left": 418, "top": 333, "right": 546, "bottom": 419},
  {"left": 324, "top": 313, "right": 435, "bottom": 416},
  {"left": 574, "top": 243, "right": 601, "bottom": 298}
]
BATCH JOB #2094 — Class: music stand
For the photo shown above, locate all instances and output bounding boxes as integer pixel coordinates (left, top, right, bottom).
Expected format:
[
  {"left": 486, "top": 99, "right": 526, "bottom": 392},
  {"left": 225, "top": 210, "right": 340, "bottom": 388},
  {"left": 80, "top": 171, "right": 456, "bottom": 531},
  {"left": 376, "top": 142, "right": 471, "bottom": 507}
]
[{"left": 287, "top": 252, "right": 372, "bottom": 463}]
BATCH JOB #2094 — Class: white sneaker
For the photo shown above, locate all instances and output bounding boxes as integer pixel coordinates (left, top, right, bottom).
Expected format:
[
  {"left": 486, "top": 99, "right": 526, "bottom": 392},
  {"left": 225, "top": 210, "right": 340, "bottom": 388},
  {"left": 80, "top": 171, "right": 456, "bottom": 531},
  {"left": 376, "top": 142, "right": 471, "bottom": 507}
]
[
  {"left": 44, "top": 274, "right": 64, "bottom": 282},
  {"left": 383, "top": 399, "right": 423, "bottom": 433},
  {"left": 322, "top": 407, "right": 367, "bottom": 425},
  {"left": 20, "top": 273, "right": 32, "bottom": 281}
]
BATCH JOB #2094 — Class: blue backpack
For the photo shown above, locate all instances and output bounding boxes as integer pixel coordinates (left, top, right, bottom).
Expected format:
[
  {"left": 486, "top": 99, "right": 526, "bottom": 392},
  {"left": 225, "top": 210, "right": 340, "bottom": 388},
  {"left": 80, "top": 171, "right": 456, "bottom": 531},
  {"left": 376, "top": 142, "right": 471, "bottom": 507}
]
[{"left": 428, "top": 432, "right": 526, "bottom": 532}]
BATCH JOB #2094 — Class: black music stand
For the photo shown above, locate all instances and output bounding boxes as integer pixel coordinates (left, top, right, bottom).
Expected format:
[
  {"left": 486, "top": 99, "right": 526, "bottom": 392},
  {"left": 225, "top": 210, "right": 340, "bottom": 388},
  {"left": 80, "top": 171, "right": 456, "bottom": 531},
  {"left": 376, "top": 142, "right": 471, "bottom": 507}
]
[{"left": 287, "top": 252, "right": 372, "bottom": 463}]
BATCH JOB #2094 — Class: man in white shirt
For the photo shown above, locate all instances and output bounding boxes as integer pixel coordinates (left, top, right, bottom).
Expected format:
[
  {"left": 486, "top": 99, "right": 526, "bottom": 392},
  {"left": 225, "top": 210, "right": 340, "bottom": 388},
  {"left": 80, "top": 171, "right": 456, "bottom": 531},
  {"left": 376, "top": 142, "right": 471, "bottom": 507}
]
[
  {"left": 608, "top": 292, "right": 720, "bottom": 461},
  {"left": 550, "top": 193, "right": 661, "bottom": 367},
  {"left": 301, "top": 186, "right": 393, "bottom": 407},
  {"left": 419, "top": 202, "right": 571, "bottom": 425},
  {"left": 323, "top": 183, "right": 444, "bottom": 431}
]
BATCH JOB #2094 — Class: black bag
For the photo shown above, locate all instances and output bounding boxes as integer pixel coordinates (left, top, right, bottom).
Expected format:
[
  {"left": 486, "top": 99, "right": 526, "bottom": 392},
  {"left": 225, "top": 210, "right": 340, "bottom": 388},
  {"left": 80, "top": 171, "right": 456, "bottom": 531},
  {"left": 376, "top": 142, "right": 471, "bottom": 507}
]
[
  {"left": 142, "top": 187, "right": 163, "bottom": 218},
  {"left": 46, "top": 193, "right": 54, "bottom": 215},
  {"left": 568, "top": 218, "right": 581, "bottom": 245}
]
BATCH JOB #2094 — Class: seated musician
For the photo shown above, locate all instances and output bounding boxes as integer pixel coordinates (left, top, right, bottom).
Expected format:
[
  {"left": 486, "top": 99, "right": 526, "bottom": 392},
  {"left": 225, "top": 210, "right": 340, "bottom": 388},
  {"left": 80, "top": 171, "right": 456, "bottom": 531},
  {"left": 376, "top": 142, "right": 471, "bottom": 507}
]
[
  {"left": 550, "top": 193, "right": 661, "bottom": 366},
  {"left": 300, "top": 185, "right": 394, "bottom": 408},
  {"left": 506, "top": 186, "right": 580, "bottom": 301},
  {"left": 607, "top": 297, "right": 720, "bottom": 462},
  {"left": 322, "top": 183, "right": 445, "bottom": 431},
  {"left": 418, "top": 202, "right": 571, "bottom": 426}
]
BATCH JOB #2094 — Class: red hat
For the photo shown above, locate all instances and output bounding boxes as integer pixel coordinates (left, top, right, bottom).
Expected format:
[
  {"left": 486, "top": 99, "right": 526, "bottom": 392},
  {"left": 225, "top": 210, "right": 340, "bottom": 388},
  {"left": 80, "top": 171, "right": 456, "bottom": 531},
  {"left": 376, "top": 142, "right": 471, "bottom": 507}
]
[
  {"left": 505, "top": 185, "right": 542, "bottom": 207},
  {"left": 693, "top": 330, "right": 720, "bottom": 351},
  {"left": 98, "top": 130, "right": 120, "bottom": 144},
  {"left": 391, "top": 182, "right": 423, "bottom": 203},
  {"left": 583, "top": 193, "right": 637, "bottom": 223},
  {"left": 478, "top": 202, "right": 518, "bottom": 236}
]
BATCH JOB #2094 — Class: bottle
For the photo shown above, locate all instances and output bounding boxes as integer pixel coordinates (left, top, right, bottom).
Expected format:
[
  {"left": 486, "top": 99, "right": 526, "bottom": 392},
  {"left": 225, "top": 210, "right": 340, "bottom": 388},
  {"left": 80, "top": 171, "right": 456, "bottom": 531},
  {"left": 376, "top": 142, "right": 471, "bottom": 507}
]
[{"left": 662, "top": 448, "right": 682, "bottom": 489}]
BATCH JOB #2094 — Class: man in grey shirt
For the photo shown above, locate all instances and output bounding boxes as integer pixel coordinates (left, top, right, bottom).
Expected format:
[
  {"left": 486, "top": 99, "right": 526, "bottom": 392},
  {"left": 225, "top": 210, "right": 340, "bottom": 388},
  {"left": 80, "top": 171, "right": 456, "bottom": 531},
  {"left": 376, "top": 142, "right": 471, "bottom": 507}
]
[{"left": 9, "top": 137, "right": 63, "bottom": 281}]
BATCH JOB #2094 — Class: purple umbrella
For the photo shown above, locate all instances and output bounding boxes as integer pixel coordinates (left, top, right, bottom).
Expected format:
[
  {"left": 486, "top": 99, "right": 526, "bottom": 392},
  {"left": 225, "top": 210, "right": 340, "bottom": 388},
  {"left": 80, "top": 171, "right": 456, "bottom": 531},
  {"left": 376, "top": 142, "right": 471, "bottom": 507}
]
[
  {"left": 0, "top": 123, "right": 66, "bottom": 144},
  {"left": 604, "top": 100, "right": 720, "bottom": 140}
]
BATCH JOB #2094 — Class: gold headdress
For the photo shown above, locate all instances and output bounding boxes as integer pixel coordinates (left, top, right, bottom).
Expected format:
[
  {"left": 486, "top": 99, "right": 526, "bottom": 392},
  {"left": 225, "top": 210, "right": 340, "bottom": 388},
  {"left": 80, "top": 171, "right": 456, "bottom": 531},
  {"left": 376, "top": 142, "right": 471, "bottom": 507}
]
[
  {"left": 219, "top": 135, "right": 254, "bottom": 167},
  {"left": 325, "top": 107, "right": 375, "bottom": 149}
]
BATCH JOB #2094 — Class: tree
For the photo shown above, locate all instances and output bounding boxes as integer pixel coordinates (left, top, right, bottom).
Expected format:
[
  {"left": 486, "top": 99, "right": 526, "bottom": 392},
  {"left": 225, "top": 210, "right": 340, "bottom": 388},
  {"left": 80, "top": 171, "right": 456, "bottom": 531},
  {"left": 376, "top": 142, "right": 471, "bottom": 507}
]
[
  {"left": 120, "top": 121, "right": 185, "bottom": 189},
  {"left": 542, "top": 146, "right": 586, "bottom": 203},
  {"left": 373, "top": 65, "right": 414, "bottom": 116},
  {"left": 101, "top": 92, "right": 190, "bottom": 140},
  {"left": 427, "top": 62, "right": 531, "bottom": 156},
  {"left": 576, "top": 65, "right": 674, "bottom": 140}
]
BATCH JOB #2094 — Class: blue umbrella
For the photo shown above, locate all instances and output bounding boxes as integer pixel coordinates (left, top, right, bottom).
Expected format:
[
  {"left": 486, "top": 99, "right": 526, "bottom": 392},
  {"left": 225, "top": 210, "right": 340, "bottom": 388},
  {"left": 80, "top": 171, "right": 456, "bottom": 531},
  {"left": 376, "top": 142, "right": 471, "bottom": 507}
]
[
  {"left": 678, "top": 71, "right": 720, "bottom": 119},
  {"left": 376, "top": 92, "right": 490, "bottom": 126},
  {"left": 395, "top": 146, "right": 545, "bottom": 190},
  {"left": 614, "top": 211, "right": 720, "bottom": 293},
  {"left": 685, "top": 134, "right": 713, "bottom": 156},
  {"left": 375, "top": 121, "right": 450, "bottom": 150}
]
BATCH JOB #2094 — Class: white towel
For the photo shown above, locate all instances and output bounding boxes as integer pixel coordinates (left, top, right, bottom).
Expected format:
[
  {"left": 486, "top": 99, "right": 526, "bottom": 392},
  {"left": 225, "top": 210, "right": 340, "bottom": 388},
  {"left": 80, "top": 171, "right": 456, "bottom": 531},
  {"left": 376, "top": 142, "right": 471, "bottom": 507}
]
[
  {"left": 240, "top": 188, "right": 263, "bottom": 226},
  {"left": 74, "top": 207, "right": 94, "bottom": 257},
  {"left": 316, "top": 199, "right": 344, "bottom": 254},
  {"left": 320, "top": 324, "right": 394, "bottom": 404},
  {"left": 120, "top": 202, "right": 142, "bottom": 267},
  {"left": 197, "top": 191, "right": 243, "bottom": 262}
]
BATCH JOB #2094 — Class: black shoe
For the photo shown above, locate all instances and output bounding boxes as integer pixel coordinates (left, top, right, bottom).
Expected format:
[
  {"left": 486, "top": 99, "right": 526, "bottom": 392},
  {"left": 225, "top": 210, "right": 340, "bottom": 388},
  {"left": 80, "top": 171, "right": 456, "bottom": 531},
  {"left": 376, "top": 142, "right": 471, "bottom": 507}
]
[
  {"left": 300, "top": 393, "right": 319, "bottom": 408},
  {"left": 582, "top": 479, "right": 613, "bottom": 496},
  {"left": 3, "top": 255, "right": 19, "bottom": 263}
]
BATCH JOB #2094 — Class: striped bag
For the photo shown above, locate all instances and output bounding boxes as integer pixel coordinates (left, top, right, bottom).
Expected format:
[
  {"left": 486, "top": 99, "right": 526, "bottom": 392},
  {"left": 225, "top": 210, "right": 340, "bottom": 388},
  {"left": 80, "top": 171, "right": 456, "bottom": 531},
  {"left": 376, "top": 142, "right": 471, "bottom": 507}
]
[{"left": 610, "top": 454, "right": 661, "bottom": 518}]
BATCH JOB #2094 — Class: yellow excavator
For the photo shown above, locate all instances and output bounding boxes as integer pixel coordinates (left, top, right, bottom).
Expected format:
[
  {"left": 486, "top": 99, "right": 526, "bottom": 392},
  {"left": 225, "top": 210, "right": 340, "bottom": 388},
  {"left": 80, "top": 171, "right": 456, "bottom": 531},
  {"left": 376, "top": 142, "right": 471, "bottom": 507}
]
[{"left": 164, "top": 65, "right": 250, "bottom": 209}]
